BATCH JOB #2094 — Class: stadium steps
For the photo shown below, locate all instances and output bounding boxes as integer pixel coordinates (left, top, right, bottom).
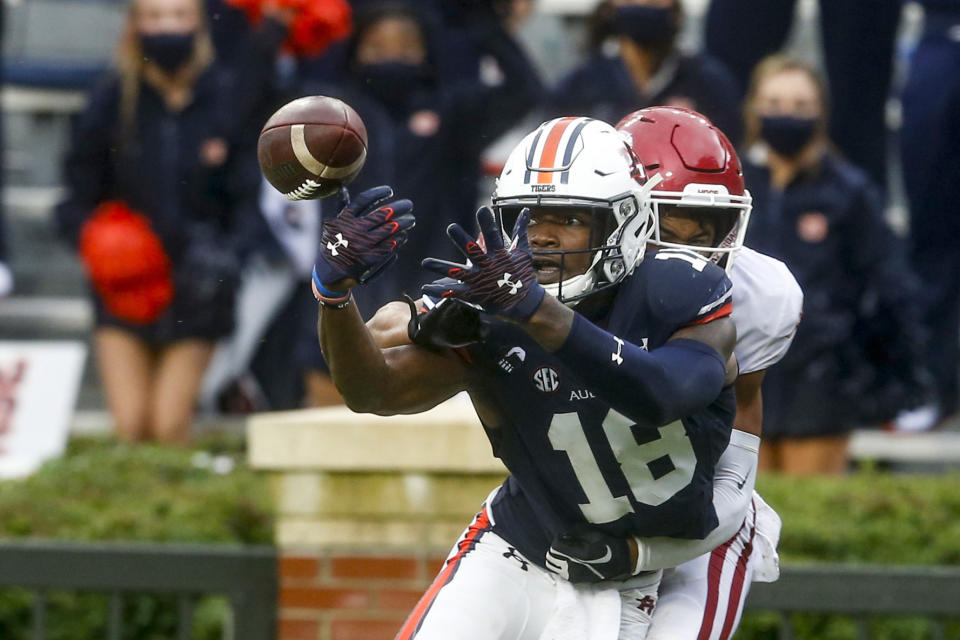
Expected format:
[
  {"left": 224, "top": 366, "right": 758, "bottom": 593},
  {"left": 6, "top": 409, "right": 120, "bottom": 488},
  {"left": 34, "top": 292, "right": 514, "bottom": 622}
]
[{"left": 2, "top": 186, "right": 103, "bottom": 412}]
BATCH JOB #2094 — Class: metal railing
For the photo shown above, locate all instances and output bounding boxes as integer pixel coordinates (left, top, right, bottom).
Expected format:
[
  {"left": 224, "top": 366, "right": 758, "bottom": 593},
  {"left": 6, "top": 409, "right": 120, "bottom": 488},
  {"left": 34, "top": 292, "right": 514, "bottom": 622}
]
[
  {"left": 746, "top": 565, "right": 960, "bottom": 639},
  {"left": 0, "top": 540, "right": 277, "bottom": 640}
]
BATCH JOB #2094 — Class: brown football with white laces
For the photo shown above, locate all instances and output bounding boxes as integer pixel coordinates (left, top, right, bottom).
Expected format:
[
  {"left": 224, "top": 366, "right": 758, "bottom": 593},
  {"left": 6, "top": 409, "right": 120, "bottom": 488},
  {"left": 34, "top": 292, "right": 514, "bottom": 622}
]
[{"left": 258, "top": 95, "right": 368, "bottom": 200}]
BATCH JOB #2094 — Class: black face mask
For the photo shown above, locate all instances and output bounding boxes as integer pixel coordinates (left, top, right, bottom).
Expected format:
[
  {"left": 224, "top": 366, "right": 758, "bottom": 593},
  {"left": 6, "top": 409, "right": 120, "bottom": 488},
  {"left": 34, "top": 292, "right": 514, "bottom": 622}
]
[
  {"left": 760, "top": 115, "right": 819, "bottom": 157},
  {"left": 139, "top": 32, "right": 196, "bottom": 73},
  {"left": 357, "top": 61, "right": 428, "bottom": 108},
  {"left": 613, "top": 5, "right": 677, "bottom": 48}
]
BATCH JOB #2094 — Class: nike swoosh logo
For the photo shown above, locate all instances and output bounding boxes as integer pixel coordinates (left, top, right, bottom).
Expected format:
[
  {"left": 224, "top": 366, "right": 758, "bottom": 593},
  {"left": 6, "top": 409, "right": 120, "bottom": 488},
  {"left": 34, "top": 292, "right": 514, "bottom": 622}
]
[
  {"left": 581, "top": 545, "right": 613, "bottom": 565},
  {"left": 736, "top": 471, "right": 751, "bottom": 490}
]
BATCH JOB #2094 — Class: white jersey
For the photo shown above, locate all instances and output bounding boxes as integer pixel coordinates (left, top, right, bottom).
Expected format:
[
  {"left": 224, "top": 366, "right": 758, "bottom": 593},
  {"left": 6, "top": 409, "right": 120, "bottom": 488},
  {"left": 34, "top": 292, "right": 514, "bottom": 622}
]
[{"left": 729, "top": 247, "right": 803, "bottom": 375}]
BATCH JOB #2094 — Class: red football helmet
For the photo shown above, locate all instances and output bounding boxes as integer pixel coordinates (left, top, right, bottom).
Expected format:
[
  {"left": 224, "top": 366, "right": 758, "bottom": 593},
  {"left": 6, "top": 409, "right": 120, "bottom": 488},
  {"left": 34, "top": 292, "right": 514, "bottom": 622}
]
[{"left": 615, "top": 106, "right": 751, "bottom": 270}]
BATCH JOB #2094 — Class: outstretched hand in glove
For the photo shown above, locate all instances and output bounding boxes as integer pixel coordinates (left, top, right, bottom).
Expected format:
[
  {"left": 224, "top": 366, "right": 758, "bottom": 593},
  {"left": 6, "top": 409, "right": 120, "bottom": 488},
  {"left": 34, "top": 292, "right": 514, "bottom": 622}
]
[
  {"left": 312, "top": 185, "right": 415, "bottom": 298},
  {"left": 421, "top": 206, "right": 544, "bottom": 321}
]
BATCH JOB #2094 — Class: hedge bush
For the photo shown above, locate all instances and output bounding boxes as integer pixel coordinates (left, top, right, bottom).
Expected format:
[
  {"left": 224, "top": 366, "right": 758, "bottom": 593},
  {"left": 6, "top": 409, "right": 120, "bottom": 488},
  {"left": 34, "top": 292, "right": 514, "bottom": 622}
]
[
  {"left": 0, "top": 434, "right": 273, "bottom": 640},
  {"left": 758, "top": 468, "right": 960, "bottom": 566},
  {"left": 2, "top": 437, "right": 959, "bottom": 638},
  {"left": 736, "top": 469, "right": 960, "bottom": 639}
]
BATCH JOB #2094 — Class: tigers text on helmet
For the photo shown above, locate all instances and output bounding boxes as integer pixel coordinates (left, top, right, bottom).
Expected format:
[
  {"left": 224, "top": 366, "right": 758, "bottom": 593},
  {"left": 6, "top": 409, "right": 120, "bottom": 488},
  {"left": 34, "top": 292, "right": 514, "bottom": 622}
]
[
  {"left": 492, "top": 117, "right": 656, "bottom": 305},
  {"left": 615, "top": 106, "right": 752, "bottom": 271}
]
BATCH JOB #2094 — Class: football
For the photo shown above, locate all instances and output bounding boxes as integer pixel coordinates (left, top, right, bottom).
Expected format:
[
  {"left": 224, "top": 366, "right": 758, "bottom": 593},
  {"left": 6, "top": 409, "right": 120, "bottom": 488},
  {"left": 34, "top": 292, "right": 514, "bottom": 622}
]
[{"left": 258, "top": 95, "right": 368, "bottom": 200}]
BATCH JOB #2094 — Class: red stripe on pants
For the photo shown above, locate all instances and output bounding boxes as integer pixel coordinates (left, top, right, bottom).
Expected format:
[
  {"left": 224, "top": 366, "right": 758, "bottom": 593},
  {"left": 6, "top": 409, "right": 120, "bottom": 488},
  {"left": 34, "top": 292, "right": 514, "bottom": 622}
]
[
  {"left": 718, "top": 508, "right": 757, "bottom": 640},
  {"left": 697, "top": 537, "right": 734, "bottom": 640},
  {"left": 394, "top": 509, "right": 491, "bottom": 640}
]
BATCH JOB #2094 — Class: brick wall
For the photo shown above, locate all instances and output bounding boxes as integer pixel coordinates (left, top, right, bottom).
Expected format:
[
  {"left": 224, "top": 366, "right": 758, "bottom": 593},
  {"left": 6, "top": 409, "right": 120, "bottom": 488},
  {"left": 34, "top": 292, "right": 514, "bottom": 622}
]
[
  {"left": 248, "top": 403, "right": 508, "bottom": 640},
  {"left": 278, "top": 551, "right": 447, "bottom": 640}
]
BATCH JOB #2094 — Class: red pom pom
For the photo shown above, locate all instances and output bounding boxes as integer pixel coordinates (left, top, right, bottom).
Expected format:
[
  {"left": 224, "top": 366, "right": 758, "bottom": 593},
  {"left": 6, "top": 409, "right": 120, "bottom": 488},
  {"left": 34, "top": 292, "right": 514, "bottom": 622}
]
[
  {"left": 79, "top": 201, "right": 174, "bottom": 325},
  {"left": 282, "top": 0, "right": 352, "bottom": 57},
  {"left": 221, "top": 0, "right": 352, "bottom": 58}
]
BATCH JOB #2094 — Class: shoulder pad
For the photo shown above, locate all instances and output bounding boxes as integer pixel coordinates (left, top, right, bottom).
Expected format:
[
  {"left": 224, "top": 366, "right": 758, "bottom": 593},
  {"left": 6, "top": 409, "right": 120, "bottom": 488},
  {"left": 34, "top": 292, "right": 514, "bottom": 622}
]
[
  {"left": 631, "top": 249, "right": 733, "bottom": 347},
  {"left": 731, "top": 248, "right": 803, "bottom": 373}
]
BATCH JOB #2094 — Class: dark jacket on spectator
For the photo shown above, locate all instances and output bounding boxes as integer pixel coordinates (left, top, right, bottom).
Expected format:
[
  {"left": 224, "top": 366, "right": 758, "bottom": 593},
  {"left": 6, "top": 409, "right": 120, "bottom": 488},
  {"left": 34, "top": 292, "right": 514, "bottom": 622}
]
[
  {"left": 744, "top": 150, "right": 927, "bottom": 433},
  {"left": 55, "top": 67, "right": 257, "bottom": 344},
  {"left": 308, "top": 12, "right": 543, "bottom": 319},
  {"left": 549, "top": 50, "right": 742, "bottom": 146}
]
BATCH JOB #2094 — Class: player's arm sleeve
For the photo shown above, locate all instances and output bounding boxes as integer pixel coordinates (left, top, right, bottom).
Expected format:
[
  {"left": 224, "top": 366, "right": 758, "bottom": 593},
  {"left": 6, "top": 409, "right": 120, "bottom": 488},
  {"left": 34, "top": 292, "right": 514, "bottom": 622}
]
[
  {"left": 554, "top": 313, "right": 728, "bottom": 426},
  {"left": 632, "top": 430, "right": 759, "bottom": 570}
]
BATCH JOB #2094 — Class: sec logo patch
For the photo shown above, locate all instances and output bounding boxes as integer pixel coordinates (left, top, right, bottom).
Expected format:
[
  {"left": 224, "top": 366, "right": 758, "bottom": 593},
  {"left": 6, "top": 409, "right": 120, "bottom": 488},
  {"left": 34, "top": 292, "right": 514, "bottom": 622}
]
[{"left": 532, "top": 366, "right": 560, "bottom": 393}]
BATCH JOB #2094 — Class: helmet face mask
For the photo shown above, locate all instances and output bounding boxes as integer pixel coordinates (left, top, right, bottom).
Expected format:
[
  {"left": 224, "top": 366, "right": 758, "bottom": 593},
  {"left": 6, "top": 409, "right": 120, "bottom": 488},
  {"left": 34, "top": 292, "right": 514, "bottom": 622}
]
[
  {"left": 646, "top": 189, "right": 751, "bottom": 269},
  {"left": 492, "top": 117, "right": 654, "bottom": 305},
  {"left": 502, "top": 199, "right": 648, "bottom": 303}
]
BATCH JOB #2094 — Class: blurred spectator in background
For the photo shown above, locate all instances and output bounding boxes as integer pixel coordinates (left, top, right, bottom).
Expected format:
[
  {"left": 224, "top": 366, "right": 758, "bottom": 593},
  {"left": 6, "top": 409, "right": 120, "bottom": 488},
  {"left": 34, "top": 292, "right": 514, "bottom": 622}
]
[
  {"left": 742, "top": 56, "right": 927, "bottom": 474},
  {"left": 200, "top": 179, "right": 321, "bottom": 413},
  {"left": 304, "top": 0, "right": 543, "bottom": 319},
  {"left": 549, "top": 0, "right": 742, "bottom": 145},
  {"left": 208, "top": 0, "right": 352, "bottom": 142},
  {"left": 54, "top": 0, "right": 257, "bottom": 443},
  {"left": 900, "top": 0, "right": 960, "bottom": 427},
  {"left": 704, "top": 0, "right": 901, "bottom": 188},
  {"left": 192, "top": 0, "right": 352, "bottom": 412},
  {"left": 291, "top": 0, "right": 542, "bottom": 405}
]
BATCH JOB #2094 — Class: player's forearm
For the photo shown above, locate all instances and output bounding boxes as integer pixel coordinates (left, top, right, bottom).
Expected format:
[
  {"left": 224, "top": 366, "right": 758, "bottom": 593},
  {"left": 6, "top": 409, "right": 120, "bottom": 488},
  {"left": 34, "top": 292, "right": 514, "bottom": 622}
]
[
  {"left": 521, "top": 294, "right": 575, "bottom": 350},
  {"left": 320, "top": 299, "right": 470, "bottom": 415},
  {"left": 367, "top": 300, "right": 415, "bottom": 349},
  {"left": 318, "top": 299, "right": 393, "bottom": 413},
  {"left": 552, "top": 314, "right": 727, "bottom": 425}
]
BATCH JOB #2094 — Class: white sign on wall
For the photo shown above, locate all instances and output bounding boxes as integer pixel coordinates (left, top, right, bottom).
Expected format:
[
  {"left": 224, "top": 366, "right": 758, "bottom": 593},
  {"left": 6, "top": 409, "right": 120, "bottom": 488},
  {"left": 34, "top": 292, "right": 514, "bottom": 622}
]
[{"left": 0, "top": 341, "right": 87, "bottom": 478}]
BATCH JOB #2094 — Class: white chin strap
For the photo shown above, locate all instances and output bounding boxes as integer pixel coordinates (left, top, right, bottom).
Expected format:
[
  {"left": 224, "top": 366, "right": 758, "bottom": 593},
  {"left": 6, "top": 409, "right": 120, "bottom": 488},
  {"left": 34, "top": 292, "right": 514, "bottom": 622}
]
[{"left": 543, "top": 269, "right": 597, "bottom": 306}]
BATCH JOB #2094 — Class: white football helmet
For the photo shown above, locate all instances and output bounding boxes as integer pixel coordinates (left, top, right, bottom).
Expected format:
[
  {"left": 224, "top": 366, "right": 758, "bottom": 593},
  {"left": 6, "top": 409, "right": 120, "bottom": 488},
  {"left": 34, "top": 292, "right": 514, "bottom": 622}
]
[{"left": 492, "top": 117, "right": 658, "bottom": 304}]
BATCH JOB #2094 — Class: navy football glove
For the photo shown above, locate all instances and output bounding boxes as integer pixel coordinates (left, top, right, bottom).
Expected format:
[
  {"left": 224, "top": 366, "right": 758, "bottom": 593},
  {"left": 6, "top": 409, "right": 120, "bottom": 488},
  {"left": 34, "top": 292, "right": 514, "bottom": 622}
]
[
  {"left": 312, "top": 186, "right": 415, "bottom": 293},
  {"left": 545, "top": 526, "right": 634, "bottom": 583},
  {"left": 406, "top": 291, "right": 488, "bottom": 349},
  {"left": 421, "top": 207, "right": 544, "bottom": 321}
]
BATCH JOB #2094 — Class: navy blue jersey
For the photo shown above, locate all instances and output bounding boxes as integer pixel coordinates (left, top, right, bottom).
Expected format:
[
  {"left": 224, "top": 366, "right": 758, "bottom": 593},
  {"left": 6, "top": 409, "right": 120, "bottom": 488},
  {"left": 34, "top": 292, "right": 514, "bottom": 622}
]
[{"left": 462, "top": 250, "right": 736, "bottom": 565}]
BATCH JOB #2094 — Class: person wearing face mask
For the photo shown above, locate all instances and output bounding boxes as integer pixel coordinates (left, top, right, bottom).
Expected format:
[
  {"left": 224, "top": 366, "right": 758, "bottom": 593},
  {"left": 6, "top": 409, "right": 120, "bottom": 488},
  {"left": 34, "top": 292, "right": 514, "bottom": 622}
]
[
  {"left": 54, "top": 0, "right": 257, "bottom": 443},
  {"left": 290, "top": 0, "right": 542, "bottom": 405},
  {"left": 740, "top": 56, "right": 929, "bottom": 474},
  {"left": 549, "top": 0, "right": 742, "bottom": 145},
  {"left": 300, "top": 1, "right": 541, "bottom": 321},
  {"left": 702, "top": 0, "right": 901, "bottom": 189}
]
